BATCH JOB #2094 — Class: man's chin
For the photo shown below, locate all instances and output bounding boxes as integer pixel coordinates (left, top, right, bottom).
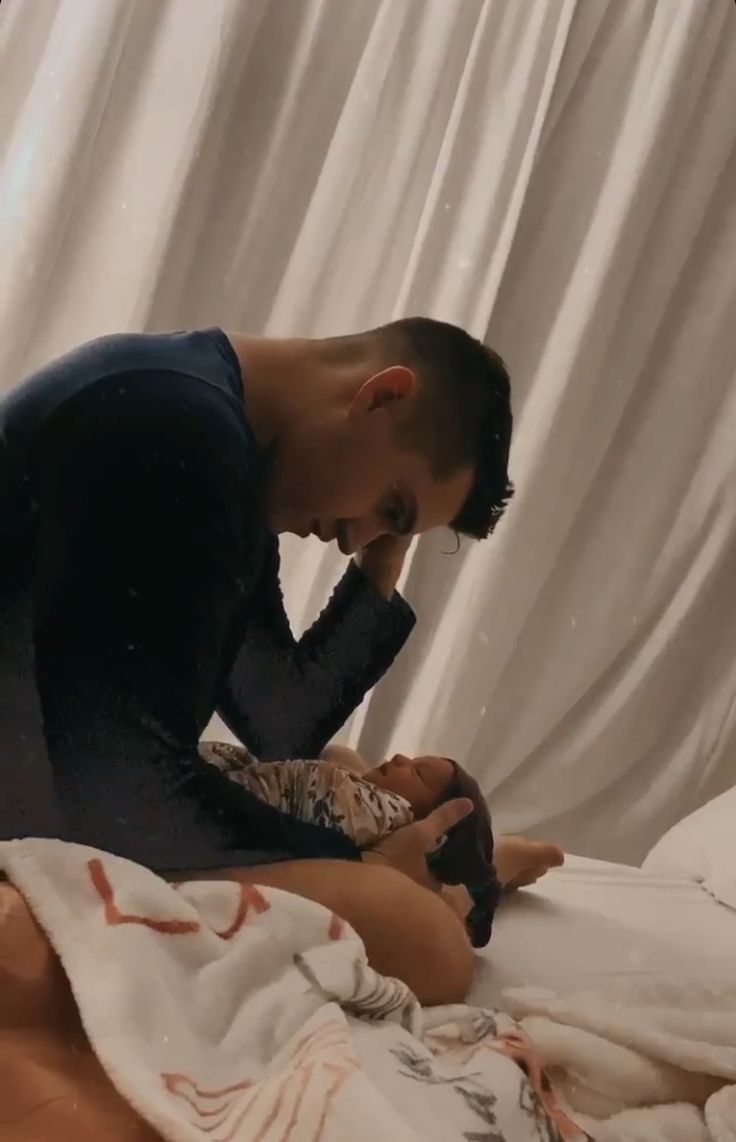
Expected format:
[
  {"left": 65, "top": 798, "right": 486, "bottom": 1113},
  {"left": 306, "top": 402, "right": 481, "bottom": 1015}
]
[
  {"left": 311, "top": 519, "right": 352, "bottom": 555},
  {"left": 289, "top": 525, "right": 329, "bottom": 544},
  {"left": 335, "top": 522, "right": 354, "bottom": 556},
  {"left": 285, "top": 520, "right": 352, "bottom": 556}
]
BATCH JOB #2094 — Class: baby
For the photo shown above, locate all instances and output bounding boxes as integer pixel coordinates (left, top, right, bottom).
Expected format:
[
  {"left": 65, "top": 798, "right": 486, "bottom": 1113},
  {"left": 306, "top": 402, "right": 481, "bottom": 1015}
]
[{"left": 198, "top": 740, "right": 500, "bottom": 947}]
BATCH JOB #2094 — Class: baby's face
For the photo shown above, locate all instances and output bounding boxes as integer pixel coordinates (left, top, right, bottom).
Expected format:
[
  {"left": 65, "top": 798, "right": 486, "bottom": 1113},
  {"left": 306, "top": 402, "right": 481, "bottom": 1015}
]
[{"left": 365, "top": 754, "right": 454, "bottom": 817}]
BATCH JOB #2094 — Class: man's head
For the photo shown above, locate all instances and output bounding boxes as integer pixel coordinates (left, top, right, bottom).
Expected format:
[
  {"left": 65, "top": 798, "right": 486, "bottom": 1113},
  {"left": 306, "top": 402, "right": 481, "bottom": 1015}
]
[{"left": 266, "top": 317, "right": 514, "bottom": 552}]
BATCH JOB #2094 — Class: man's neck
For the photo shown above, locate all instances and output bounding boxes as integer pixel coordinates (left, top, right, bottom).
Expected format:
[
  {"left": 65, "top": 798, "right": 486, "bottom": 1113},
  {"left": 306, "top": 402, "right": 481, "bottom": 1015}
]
[
  {"left": 225, "top": 333, "right": 303, "bottom": 449},
  {"left": 225, "top": 332, "right": 375, "bottom": 450}
]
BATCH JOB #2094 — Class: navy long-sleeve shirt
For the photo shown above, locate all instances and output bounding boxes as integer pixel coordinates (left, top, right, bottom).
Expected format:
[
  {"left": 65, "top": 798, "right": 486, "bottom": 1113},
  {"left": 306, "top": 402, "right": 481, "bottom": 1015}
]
[{"left": 0, "top": 329, "right": 415, "bottom": 870}]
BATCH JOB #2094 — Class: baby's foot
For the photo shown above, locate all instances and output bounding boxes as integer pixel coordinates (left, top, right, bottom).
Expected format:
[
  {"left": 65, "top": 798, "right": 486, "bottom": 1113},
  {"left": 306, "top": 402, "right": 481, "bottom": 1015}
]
[{"left": 494, "top": 835, "right": 564, "bottom": 891}]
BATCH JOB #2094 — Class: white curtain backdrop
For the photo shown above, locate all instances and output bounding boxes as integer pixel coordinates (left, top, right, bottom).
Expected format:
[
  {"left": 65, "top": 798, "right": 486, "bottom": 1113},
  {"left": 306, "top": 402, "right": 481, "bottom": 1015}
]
[{"left": 2, "top": 0, "right": 735, "bottom": 862}]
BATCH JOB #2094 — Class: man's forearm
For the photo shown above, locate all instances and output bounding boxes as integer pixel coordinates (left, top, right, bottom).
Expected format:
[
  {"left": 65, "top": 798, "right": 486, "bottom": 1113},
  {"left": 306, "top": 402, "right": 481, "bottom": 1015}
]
[
  {"left": 352, "top": 535, "right": 413, "bottom": 599},
  {"left": 219, "top": 561, "right": 416, "bottom": 760}
]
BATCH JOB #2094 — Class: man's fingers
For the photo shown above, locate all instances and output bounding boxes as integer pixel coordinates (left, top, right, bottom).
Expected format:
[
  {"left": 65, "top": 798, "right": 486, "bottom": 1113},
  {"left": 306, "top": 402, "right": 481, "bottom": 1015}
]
[{"left": 421, "top": 797, "right": 474, "bottom": 852}]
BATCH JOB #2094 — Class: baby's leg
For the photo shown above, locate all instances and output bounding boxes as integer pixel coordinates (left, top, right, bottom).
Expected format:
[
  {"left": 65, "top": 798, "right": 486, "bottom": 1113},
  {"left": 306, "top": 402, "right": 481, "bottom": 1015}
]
[
  {"left": 494, "top": 836, "right": 565, "bottom": 890},
  {"left": 172, "top": 859, "right": 473, "bottom": 1006},
  {"left": 442, "top": 838, "right": 566, "bottom": 925}
]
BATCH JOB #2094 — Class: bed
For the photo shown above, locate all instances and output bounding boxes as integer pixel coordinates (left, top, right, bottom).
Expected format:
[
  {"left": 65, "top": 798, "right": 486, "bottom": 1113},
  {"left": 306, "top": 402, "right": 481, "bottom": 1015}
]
[
  {"left": 481, "top": 780, "right": 736, "bottom": 998},
  {"left": 2, "top": 788, "right": 735, "bottom": 1141},
  {"left": 471, "top": 852, "right": 736, "bottom": 1004},
  {"left": 469, "top": 788, "right": 736, "bottom": 1137}
]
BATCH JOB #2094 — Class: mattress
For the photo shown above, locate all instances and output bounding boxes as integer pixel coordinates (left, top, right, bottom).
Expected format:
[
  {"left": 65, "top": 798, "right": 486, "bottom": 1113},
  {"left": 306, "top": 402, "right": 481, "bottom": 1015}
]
[{"left": 470, "top": 854, "right": 736, "bottom": 1006}]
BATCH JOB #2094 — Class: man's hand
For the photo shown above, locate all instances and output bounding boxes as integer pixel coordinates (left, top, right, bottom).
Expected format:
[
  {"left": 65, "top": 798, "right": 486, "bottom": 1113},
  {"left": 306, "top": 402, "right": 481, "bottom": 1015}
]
[
  {"left": 363, "top": 798, "right": 474, "bottom": 891},
  {"left": 354, "top": 534, "right": 413, "bottom": 599}
]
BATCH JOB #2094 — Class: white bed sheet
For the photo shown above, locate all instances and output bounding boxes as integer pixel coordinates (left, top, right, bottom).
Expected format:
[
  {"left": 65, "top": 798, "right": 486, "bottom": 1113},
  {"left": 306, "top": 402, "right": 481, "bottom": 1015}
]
[
  {"left": 643, "top": 784, "right": 736, "bottom": 910},
  {"left": 471, "top": 855, "right": 736, "bottom": 1006}
]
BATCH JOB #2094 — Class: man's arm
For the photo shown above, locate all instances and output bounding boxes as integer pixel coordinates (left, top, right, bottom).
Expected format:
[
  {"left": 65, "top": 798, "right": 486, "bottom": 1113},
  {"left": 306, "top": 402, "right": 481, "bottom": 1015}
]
[
  {"left": 29, "top": 369, "right": 361, "bottom": 869},
  {"left": 217, "top": 553, "right": 415, "bottom": 761}
]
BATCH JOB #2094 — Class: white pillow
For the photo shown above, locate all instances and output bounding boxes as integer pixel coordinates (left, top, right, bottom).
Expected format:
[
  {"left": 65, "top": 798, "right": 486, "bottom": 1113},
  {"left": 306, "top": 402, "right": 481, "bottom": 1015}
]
[{"left": 642, "top": 786, "right": 736, "bottom": 910}]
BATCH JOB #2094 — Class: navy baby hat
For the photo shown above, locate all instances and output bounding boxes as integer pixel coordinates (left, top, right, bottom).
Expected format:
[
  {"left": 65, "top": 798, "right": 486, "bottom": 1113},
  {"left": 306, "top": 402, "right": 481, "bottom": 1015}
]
[{"left": 426, "top": 760, "right": 501, "bottom": 949}]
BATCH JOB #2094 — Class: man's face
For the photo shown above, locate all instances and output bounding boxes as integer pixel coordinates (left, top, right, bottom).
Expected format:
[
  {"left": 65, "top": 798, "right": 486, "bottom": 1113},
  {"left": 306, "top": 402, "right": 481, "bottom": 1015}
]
[{"left": 265, "top": 368, "right": 472, "bottom": 552}]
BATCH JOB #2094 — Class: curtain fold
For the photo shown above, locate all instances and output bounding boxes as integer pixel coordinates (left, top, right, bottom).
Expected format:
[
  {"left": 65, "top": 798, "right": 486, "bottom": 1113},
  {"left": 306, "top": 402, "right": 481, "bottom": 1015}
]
[{"left": 2, "top": 0, "right": 734, "bottom": 860}]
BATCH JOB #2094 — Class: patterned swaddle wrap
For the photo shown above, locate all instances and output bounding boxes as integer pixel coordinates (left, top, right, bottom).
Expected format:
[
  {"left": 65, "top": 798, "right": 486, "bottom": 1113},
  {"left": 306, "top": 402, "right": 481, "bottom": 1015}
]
[{"left": 198, "top": 742, "right": 413, "bottom": 848}]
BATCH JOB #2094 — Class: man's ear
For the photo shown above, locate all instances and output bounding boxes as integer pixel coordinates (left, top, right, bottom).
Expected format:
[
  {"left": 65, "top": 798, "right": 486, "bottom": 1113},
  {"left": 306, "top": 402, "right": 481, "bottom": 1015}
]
[{"left": 348, "top": 365, "right": 416, "bottom": 419}]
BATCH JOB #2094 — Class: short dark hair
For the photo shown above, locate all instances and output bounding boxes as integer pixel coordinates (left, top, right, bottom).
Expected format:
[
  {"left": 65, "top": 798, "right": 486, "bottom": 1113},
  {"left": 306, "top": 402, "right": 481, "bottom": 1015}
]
[{"left": 375, "top": 317, "right": 514, "bottom": 540}]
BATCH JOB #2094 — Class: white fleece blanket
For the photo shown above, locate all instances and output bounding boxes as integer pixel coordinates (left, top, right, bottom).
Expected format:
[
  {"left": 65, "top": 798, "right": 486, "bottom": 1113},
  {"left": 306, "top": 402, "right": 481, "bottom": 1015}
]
[
  {"left": 504, "top": 974, "right": 736, "bottom": 1142},
  {"left": 0, "top": 838, "right": 588, "bottom": 1142}
]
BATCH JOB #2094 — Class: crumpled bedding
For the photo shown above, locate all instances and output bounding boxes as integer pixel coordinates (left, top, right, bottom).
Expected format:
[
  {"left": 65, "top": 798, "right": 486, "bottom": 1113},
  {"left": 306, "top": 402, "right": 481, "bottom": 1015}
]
[
  {"left": 0, "top": 876, "right": 159, "bottom": 1141},
  {"left": 0, "top": 837, "right": 588, "bottom": 1142},
  {"left": 504, "top": 974, "right": 736, "bottom": 1141}
]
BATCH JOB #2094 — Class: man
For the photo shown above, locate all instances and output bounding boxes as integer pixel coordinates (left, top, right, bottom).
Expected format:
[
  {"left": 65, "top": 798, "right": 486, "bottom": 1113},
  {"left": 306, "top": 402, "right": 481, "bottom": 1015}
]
[{"left": 0, "top": 319, "right": 513, "bottom": 933}]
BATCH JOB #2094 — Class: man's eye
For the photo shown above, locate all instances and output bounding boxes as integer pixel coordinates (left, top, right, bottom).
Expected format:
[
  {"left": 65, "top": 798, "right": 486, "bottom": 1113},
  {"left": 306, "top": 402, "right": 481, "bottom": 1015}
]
[{"left": 386, "top": 502, "right": 408, "bottom": 535}]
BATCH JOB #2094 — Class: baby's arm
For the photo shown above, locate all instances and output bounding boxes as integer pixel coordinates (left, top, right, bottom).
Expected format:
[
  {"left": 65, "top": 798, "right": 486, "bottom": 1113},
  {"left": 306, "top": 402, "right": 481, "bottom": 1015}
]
[{"left": 319, "top": 743, "right": 370, "bottom": 776}]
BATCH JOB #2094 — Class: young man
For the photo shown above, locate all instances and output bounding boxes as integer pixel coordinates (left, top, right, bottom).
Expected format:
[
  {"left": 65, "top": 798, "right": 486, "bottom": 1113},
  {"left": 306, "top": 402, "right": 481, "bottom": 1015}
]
[{"left": 0, "top": 319, "right": 514, "bottom": 886}]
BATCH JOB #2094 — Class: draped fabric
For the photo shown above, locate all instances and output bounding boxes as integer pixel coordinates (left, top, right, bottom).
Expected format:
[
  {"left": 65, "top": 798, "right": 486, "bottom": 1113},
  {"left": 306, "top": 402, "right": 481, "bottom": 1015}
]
[{"left": 2, "top": 0, "right": 735, "bottom": 861}]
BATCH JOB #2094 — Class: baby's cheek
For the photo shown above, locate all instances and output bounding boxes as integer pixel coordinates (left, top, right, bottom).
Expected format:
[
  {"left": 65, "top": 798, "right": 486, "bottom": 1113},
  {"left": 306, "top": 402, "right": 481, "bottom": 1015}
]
[{"left": 408, "top": 794, "right": 434, "bottom": 819}]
